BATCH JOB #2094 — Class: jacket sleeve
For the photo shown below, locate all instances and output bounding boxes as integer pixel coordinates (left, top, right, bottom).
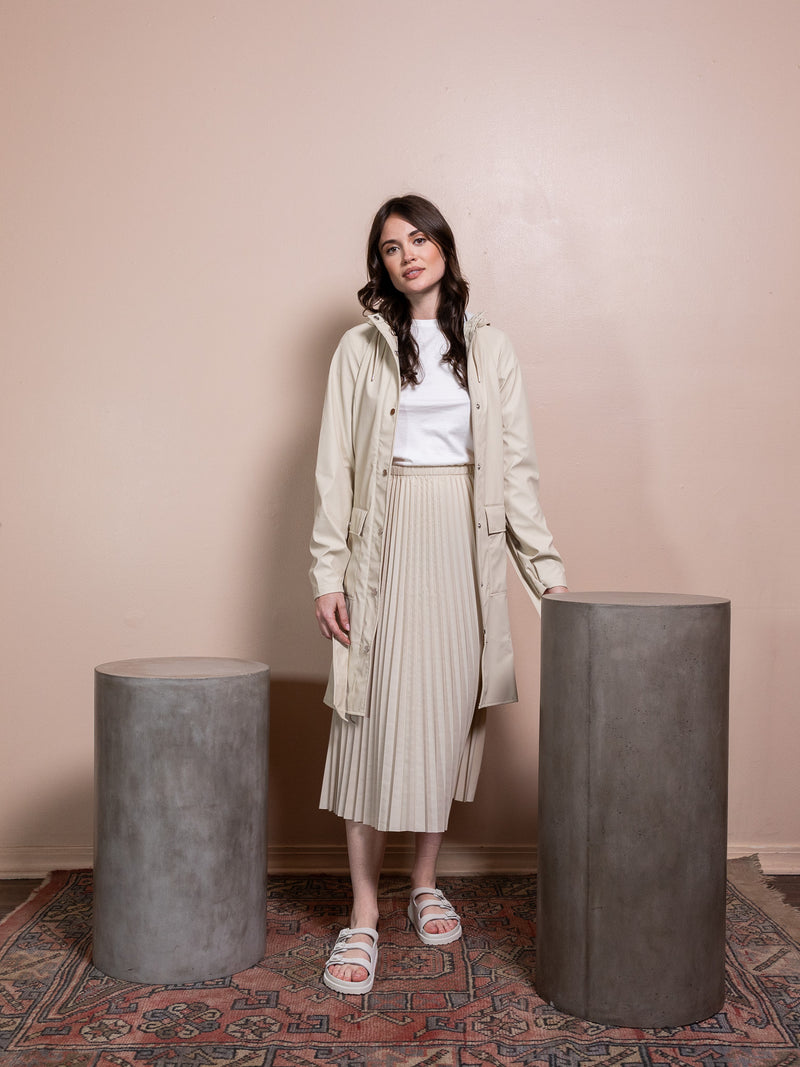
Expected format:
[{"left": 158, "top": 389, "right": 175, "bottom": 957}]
[
  {"left": 498, "top": 337, "right": 567, "bottom": 600},
  {"left": 309, "top": 337, "right": 358, "bottom": 599}
]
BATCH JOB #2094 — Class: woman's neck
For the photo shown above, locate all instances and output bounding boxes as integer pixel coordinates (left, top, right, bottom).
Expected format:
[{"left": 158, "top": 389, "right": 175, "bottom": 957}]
[{"left": 407, "top": 291, "right": 440, "bottom": 321}]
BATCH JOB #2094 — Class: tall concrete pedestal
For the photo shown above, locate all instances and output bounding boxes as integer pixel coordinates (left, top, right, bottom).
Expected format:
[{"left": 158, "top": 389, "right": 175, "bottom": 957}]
[
  {"left": 93, "top": 657, "right": 269, "bottom": 984},
  {"left": 537, "top": 593, "right": 730, "bottom": 1027}
]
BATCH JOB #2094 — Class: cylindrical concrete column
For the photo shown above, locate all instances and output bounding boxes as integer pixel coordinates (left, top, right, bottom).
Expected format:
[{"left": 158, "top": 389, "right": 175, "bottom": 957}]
[
  {"left": 93, "top": 657, "right": 269, "bottom": 984},
  {"left": 537, "top": 592, "right": 730, "bottom": 1027}
]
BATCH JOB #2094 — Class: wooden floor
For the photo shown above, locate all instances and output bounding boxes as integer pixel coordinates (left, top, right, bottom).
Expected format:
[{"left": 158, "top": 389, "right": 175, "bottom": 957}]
[
  {"left": 769, "top": 875, "right": 800, "bottom": 910},
  {"left": 1, "top": 875, "right": 799, "bottom": 923},
  {"left": 0, "top": 880, "right": 41, "bottom": 921}
]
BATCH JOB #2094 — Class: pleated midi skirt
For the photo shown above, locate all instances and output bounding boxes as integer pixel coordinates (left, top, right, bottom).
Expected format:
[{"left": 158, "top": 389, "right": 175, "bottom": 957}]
[{"left": 320, "top": 464, "right": 486, "bottom": 833}]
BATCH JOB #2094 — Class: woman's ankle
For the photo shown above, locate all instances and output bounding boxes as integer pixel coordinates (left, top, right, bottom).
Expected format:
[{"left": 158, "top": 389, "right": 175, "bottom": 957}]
[{"left": 349, "top": 905, "right": 380, "bottom": 930}]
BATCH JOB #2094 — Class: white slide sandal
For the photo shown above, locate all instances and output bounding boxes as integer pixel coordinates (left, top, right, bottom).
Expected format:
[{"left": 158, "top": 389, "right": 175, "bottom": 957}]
[
  {"left": 322, "top": 926, "right": 379, "bottom": 994},
  {"left": 408, "top": 887, "right": 463, "bottom": 945}
]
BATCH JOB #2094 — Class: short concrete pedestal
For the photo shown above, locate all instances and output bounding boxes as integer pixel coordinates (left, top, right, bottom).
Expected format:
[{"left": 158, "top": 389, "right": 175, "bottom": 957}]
[
  {"left": 93, "top": 657, "right": 269, "bottom": 984},
  {"left": 537, "top": 593, "right": 730, "bottom": 1027}
]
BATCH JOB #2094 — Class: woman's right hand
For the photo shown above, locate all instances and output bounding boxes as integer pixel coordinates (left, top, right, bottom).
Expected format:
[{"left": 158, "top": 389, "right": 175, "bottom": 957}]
[{"left": 315, "top": 592, "right": 351, "bottom": 646}]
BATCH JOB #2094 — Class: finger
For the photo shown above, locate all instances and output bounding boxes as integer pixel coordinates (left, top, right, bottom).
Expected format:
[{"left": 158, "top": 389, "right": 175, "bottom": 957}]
[
  {"left": 317, "top": 610, "right": 349, "bottom": 646},
  {"left": 314, "top": 594, "right": 351, "bottom": 645}
]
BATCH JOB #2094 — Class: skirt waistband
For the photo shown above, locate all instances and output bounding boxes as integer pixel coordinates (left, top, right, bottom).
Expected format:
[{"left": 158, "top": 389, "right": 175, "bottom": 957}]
[{"left": 390, "top": 463, "right": 474, "bottom": 477}]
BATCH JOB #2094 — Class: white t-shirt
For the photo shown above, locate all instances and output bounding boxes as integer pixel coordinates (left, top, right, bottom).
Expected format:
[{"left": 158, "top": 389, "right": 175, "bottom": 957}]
[{"left": 392, "top": 319, "right": 474, "bottom": 466}]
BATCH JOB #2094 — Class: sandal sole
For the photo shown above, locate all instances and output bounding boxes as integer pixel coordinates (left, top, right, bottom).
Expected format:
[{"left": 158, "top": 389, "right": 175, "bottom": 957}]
[{"left": 322, "top": 968, "right": 375, "bottom": 995}]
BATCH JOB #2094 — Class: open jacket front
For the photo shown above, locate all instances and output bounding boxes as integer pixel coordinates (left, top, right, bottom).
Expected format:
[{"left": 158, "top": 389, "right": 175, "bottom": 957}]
[{"left": 310, "top": 311, "right": 567, "bottom": 720}]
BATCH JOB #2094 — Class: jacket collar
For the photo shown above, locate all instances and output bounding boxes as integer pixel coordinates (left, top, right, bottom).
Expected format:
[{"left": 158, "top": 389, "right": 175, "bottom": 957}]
[
  {"left": 465, "top": 311, "right": 488, "bottom": 342},
  {"left": 363, "top": 309, "right": 488, "bottom": 349},
  {"left": 362, "top": 308, "right": 489, "bottom": 384},
  {"left": 363, "top": 310, "right": 398, "bottom": 354}
]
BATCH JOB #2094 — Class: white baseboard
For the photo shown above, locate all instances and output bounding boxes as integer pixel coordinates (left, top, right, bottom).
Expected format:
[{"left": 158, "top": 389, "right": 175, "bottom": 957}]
[
  {"left": 270, "top": 845, "right": 800, "bottom": 876},
  {"left": 2, "top": 843, "right": 798, "bottom": 878},
  {"left": 0, "top": 843, "right": 537, "bottom": 878},
  {"left": 727, "top": 846, "right": 800, "bottom": 875},
  {"left": 0, "top": 846, "right": 94, "bottom": 878},
  {"left": 266, "top": 844, "right": 538, "bottom": 876}
]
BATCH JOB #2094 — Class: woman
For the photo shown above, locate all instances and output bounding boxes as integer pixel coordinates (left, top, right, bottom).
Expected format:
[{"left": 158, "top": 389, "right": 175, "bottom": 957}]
[{"left": 310, "top": 194, "right": 567, "bottom": 994}]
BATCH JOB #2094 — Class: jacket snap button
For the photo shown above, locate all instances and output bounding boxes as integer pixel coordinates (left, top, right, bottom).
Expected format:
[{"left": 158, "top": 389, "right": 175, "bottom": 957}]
[
  {"left": 389, "top": 408, "right": 396, "bottom": 415},
  {"left": 382, "top": 469, "right": 388, "bottom": 476},
  {"left": 475, "top": 403, "right": 481, "bottom": 409},
  {"left": 477, "top": 522, "right": 482, "bottom": 528}
]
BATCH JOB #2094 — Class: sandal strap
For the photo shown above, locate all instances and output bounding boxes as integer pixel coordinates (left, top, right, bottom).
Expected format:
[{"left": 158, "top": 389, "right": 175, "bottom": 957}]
[
  {"left": 335, "top": 925, "right": 379, "bottom": 942},
  {"left": 410, "top": 888, "right": 459, "bottom": 928},
  {"left": 325, "top": 927, "right": 379, "bottom": 970}
]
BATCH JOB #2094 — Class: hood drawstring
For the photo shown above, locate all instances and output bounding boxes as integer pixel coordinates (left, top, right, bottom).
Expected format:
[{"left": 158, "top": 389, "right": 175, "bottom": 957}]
[
  {"left": 370, "top": 334, "right": 380, "bottom": 382},
  {"left": 471, "top": 338, "right": 482, "bottom": 384}
]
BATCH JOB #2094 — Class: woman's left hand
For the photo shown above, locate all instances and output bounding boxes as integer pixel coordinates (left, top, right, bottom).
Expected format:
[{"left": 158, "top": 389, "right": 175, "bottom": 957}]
[
  {"left": 315, "top": 592, "right": 351, "bottom": 646},
  {"left": 544, "top": 586, "right": 569, "bottom": 595}
]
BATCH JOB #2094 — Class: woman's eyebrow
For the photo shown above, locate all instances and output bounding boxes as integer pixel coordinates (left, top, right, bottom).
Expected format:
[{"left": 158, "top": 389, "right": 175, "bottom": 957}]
[{"left": 380, "top": 230, "right": 423, "bottom": 249}]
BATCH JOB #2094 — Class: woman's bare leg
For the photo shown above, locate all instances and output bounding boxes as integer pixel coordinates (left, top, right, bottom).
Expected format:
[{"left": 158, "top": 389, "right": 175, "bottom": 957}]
[
  {"left": 410, "top": 831, "right": 459, "bottom": 936},
  {"left": 327, "top": 819, "right": 386, "bottom": 984}
]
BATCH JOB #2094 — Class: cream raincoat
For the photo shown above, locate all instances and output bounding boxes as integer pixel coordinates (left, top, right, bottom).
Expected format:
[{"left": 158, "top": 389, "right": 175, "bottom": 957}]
[{"left": 310, "top": 311, "right": 566, "bottom": 720}]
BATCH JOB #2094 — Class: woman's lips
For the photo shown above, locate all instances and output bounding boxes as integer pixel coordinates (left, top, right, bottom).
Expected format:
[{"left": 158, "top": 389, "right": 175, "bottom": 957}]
[{"left": 403, "top": 268, "right": 423, "bottom": 279}]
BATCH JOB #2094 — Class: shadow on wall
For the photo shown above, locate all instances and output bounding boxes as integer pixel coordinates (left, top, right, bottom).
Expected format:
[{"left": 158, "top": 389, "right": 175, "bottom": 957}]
[
  {"left": 267, "top": 677, "right": 339, "bottom": 854},
  {"left": 251, "top": 310, "right": 357, "bottom": 860},
  {"left": 247, "top": 307, "right": 357, "bottom": 672}
]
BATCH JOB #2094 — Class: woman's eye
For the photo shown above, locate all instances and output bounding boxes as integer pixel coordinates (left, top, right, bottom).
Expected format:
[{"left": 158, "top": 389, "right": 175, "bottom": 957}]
[{"left": 413, "top": 236, "right": 427, "bottom": 245}]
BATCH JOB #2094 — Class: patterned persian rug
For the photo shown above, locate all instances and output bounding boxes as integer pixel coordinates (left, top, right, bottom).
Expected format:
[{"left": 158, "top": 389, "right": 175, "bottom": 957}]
[{"left": 0, "top": 857, "right": 798, "bottom": 1066}]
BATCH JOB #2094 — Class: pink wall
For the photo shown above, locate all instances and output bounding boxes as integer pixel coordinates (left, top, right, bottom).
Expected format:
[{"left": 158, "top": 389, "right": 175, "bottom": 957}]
[{"left": 1, "top": 1, "right": 798, "bottom": 874}]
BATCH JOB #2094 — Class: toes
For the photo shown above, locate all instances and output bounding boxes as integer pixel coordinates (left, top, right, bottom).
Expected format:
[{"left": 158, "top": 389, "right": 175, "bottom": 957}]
[
  {"left": 427, "top": 918, "right": 457, "bottom": 934},
  {"left": 419, "top": 909, "right": 457, "bottom": 934},
  {"left": 329, "top": 963, "right": 368, "bottom": 983}
]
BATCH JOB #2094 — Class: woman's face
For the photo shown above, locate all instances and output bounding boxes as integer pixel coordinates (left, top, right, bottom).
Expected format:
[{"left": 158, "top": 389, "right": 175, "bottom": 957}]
[{"left": 378, "top": 214, "right": 446, "bottom": 312}]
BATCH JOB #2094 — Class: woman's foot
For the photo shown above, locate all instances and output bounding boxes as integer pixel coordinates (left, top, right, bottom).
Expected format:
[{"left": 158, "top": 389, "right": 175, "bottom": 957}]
[
  {"left": 323, "top": 925, "right": 379, "bottom": 994},
  {"left": 408, "top": 886, "right": 462, "bottom": 944}
]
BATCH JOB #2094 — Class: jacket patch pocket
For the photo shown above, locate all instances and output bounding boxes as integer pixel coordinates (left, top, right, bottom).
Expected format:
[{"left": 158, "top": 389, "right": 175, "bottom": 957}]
[
  {"left": 485, "top": 504, "right": 506, "bottom": 535},
  {"left": 484, "top": 504, "right": 508, "bottom": 595},
  {"left": 348, "top": 507, "right": 368, "bottom": 538}
]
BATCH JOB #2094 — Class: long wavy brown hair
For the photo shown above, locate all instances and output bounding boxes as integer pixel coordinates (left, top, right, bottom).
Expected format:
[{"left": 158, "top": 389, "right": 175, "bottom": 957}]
[{"left": 357, "top": 194, "right": 470, "bottom": 388}]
